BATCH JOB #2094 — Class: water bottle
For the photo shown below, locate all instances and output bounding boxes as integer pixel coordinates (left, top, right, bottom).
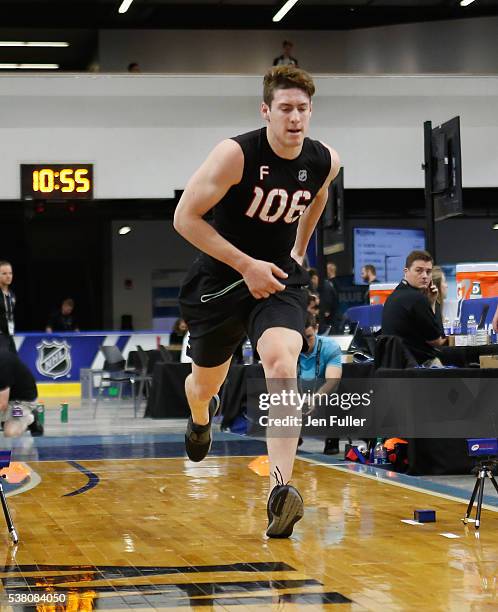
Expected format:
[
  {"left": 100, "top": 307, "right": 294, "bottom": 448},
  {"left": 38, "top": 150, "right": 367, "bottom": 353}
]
[
  {"left": 36, "top": 402, "right": 45, "bottom": 426},
  {"left": 373, "top": 438, "right": 388, "bottom": 465},
  {"left": 467, "top": 315, "right": 477, "bottom": 346},
  {"left": 452, "top": 318, "right": 461, "bottom": 336},
  {"left": 343, "top": 323, "right": 350, "bottom": 335},
  {"left": 60, "top": 402, "right": 69, "bottom": 423},
  {"left": 443, "top": 317, "right": 451, "bottom": 336},
  {"left": 242, "top": 339, "right": 253, "bottom": 365}
]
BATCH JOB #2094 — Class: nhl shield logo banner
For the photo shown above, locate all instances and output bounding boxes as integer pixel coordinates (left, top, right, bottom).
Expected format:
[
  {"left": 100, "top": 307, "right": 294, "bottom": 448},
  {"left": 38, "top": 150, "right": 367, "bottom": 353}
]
[{"left": 36, "top": 340, "right": 72, "bottom": 379}]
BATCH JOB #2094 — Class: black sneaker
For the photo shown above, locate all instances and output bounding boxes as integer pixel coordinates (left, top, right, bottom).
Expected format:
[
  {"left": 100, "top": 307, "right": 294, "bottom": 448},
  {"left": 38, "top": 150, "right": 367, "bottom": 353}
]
[
  {"left": 185, "top": 395, "right": 220, "bottom": 462},
  {"left": 266, "top": 472, "right": 304, "bottom": 538},
  {"left": 28, "top": 409, "right": 44, "bottom": 437}
]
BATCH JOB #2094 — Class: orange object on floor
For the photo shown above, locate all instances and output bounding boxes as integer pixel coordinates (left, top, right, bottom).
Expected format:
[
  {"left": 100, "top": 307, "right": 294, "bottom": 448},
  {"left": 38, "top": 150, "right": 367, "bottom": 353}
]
[
  {"left": 248, "top": 455, "right": 270, "bottom": 477},
  {"left": 0, "top": 462, "right": 31, "bottom": 484}
]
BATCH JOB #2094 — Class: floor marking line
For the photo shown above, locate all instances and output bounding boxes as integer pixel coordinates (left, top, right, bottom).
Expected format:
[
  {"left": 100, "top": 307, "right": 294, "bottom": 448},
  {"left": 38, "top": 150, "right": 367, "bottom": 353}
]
[
  {"left": 297, "top": 456, "right": 498, "bottom": 514},
  {"left": 63, "top": 461, "right": 100, "bottom": 496}
]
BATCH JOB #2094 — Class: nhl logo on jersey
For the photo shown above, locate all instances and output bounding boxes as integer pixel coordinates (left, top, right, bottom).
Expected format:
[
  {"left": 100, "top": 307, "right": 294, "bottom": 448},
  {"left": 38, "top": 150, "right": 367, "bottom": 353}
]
[{"left": 298, "top": 169, "right": 307, "bottom": 182}]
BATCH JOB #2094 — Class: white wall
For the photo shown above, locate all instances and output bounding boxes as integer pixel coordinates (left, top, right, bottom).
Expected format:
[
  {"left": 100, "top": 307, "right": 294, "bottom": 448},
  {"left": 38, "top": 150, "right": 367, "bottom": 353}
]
[
  {"left": 1, "top": 73, "right": 498, "bottom": 200},
  {"left": 99, "top": 17, "right": 498, "bottom": 74},
  {"left": 111, "top": 219, "right": 197, "bottom": 329}
]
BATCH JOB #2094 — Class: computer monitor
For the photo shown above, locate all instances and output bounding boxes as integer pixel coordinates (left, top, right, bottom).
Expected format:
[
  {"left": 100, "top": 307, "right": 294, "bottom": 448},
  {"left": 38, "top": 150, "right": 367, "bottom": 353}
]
[
  {"left": 353, "top": 227, "right": 426, "bottom": 284},
  {"left": 429, "top": 116, "right": 463, "bottom": 221}
]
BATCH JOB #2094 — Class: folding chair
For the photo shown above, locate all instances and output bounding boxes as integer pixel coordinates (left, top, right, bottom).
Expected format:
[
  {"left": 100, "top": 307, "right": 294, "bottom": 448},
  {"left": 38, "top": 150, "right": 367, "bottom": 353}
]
[
  {"left": 93, "top": 345, "right": 138, "bottom": 417},
  {"left": 135, "top": 346, "right": 154, "bottom": 417}
]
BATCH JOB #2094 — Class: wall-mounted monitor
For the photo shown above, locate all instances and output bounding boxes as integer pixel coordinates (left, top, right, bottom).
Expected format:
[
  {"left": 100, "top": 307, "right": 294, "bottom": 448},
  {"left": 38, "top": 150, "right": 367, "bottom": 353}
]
[
  {"left": 353, "top": 227, "right": 426, "bottom": 284},
  {"left": 429, "top": 116, "right": 463, "bottom": 221}
]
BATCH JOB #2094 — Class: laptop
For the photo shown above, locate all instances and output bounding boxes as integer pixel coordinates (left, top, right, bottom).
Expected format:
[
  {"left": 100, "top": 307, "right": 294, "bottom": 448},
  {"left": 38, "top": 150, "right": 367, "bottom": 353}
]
[{"left": 328, "top": 321, "right": 359, "bottom": 353}]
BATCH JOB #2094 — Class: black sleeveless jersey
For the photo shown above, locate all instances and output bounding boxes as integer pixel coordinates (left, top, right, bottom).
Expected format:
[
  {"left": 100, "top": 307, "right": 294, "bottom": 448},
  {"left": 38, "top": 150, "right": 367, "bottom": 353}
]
[{"left": 201, "top": 128, "right": 331, "bottom": 282}]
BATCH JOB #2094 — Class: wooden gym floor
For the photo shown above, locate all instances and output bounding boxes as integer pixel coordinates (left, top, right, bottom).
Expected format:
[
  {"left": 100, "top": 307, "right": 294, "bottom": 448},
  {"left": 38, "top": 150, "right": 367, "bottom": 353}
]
[{"left": 1, "top": 404, "right": 498, "bottom": 610}]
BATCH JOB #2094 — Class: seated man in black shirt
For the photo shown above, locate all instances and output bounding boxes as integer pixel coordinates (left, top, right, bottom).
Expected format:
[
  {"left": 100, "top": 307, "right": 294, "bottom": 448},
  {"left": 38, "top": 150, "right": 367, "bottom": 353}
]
[
  {"left": 381, "top": 250, "right": 445, "bottom": 366},
  {"left": 0, "top": 352, "right": 44, "bottom": 437},
  {"left": 46, "top": 298, "right": 79, "bottom": 333}
]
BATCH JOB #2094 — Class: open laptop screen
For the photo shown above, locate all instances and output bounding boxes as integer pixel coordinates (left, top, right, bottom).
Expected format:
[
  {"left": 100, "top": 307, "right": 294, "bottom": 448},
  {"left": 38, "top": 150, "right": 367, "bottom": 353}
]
[{"left": 329, "top": 335, "right": 354, "bottom": 352}]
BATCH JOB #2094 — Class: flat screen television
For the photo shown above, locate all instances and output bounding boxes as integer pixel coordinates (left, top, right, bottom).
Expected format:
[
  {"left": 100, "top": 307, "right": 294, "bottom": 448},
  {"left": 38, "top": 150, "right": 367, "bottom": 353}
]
[
  {"left": 353, "top": 227, "right": 426, "bottom": 284},
  {"left": 429, "top": 116, "right": 463, "bottom": 221}
]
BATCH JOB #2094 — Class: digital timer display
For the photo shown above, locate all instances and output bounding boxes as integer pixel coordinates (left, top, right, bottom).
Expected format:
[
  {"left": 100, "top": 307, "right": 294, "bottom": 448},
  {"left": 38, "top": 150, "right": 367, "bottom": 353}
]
[{"left": 21, "top": 164, "right": 94, "bottom": 200}]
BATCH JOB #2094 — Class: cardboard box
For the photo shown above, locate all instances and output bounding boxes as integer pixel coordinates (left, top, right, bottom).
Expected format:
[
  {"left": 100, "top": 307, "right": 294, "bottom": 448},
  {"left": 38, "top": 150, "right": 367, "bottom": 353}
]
[
  {"left": 480, "top": 355, "right": 498, "bottom": 369},
  {"left": 447, "top": 335, "right": 490, "bottom": 347},
  {"left": 447, "top": 335, "right": 468, "bottom": 347}
]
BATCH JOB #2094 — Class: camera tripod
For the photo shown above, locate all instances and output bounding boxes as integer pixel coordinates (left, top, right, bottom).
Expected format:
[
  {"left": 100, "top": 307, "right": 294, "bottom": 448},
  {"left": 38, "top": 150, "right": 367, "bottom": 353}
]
[
  {"left": 0, "top": 451, "right": 18, "bottom": 544},
  {"left": 462, "top": 459, "right": 498, "bottom": 531}
]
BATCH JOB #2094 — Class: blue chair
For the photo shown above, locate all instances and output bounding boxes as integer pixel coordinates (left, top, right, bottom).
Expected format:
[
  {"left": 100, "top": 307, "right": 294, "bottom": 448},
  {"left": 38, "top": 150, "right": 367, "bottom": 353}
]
[
  {"left": 344, "top": 304, "right": 383, "bottom": 331},
  {"left": 460, "top": 297, "right": 498, "bottom": 333}
]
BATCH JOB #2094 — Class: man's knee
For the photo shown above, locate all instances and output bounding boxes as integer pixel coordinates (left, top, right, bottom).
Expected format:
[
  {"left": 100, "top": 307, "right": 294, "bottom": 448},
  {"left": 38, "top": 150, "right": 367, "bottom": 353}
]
[
  {"left": 3, "top": 421, "right": 20, "bottom": 438},
  {"left": 262, "top": 352, "right": 298, "bottom": 378}
]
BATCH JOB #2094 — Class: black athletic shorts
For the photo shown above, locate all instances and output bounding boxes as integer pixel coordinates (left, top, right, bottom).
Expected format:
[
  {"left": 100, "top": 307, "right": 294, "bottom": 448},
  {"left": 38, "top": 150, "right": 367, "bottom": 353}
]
[{"left": 179, "top": 256, "right": 309, "bottom": 367}]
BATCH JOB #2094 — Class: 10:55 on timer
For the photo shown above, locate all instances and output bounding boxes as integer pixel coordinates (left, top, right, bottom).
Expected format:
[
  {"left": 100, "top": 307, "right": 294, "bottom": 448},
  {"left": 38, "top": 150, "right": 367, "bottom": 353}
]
[{"left": 20, "top": 164, "right": 94, "bottom": 200}]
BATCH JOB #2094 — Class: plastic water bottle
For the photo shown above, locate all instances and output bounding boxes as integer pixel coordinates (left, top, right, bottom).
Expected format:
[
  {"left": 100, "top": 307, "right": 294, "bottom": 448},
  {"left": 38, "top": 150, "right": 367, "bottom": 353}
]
[
  {"left": 60, "top": 402, "right": 69, "bottom": 423},
  {"left": 443, "top": 317, "right": 451, "bottom": 336},
  {"left": 373, "top": 438, "right": 388, "bottom": 465},
  {"left": 242, "top": 339, "right": 253, "bottom": 365},
  {"left": 343, "top": 323, "right": 350, "bottom": 335},
  {"left": 467, "top": 315, "right": 477, "bottom": 346},
  {"left": 452, "top": 318, "right": 461, "bottom": 336},
  {"left": 36, "top": 402, "right": 45, "bottom": 426}
]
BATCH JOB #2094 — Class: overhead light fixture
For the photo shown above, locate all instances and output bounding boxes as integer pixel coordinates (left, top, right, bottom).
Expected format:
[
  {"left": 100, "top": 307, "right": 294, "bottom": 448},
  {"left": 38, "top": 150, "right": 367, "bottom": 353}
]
[
  {"left": 118, "top": 225, "right": 132, "bottom": 235},
  {"left": 460, "top": 0, "right": 477, "bottom": 6},
  {"left": 273, "top": 0, "right": 300, "bottom": 22},
  {"left": 0, "top": 41, "right": 69, "bottom": 47},
  {"left": 0, "top": 63, "right": 59, "bottom": 69},
  {"left": 118, "top": 0, "right": 135, "bottom": 14},
  {"left": 493, "top": 223, "right": 498, "bottom": 230}
]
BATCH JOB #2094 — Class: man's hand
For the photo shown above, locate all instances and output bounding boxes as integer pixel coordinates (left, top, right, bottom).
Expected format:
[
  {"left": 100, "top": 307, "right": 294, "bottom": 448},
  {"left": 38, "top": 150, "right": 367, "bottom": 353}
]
[
  {"left": 241, "top": 259, "right": 288, "bottom": 299},
  {"left": 424, "top": 282, "right": 439, "bottom": 308}
]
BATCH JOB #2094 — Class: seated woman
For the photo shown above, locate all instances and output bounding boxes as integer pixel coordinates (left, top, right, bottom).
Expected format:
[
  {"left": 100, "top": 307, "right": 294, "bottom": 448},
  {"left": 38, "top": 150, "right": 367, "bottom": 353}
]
[
  {"left": 431, "top": 266, "right": 449, "bottom": 336},
  {"left": 169, "top": 318, "right": 188, "bottom": 345}
]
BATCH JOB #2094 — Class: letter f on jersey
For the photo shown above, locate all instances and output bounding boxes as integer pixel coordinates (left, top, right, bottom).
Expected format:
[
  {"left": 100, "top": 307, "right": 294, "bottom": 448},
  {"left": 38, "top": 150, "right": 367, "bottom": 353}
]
[{"left": 259, "top": 165, "right": 270, "bottom": 181}]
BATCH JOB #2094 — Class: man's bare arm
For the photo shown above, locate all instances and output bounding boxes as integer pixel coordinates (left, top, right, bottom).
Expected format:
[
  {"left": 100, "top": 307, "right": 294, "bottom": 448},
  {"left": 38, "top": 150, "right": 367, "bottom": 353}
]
[
  {"left": 291, "top": 146, "right": 341, "bottom": 264},
  {"left": 174, "top": 139, "right": 288, "bottom": 299},
  {"left": 427, "top": 337, "right": 446, "bottom": 347},
  {"left": 307, "top": 365, "right": 342, "bottom": 414},
  {"left": 493, "top": 305, "right": 498, "bottom": 333},
  {"left": 0, "top": 387, "right": 10, "bottom": 413}
]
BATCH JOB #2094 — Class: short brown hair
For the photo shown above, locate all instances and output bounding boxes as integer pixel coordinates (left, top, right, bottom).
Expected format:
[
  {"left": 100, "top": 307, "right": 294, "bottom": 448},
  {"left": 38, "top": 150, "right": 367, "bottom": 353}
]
[
  {"left": 263, "top": 66, "right": 315, "bottom": 107},
  {"left": 0, "top": 260, "right": 12, "bottom": 269},
  {"left": 405, "top": 250, "right": 433, "bottom": 269},
  {"left": 305, "top": 313, "right": 318, "bottom": 329},
  {"left": 363, "top": 264, "right": 376, "bottom": 276}
]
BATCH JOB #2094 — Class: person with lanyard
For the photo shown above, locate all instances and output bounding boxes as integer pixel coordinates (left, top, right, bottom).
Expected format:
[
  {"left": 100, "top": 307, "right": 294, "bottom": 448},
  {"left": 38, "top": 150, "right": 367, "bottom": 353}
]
[
  {"left": 0, "top": 261, "right": 16, "bottom": 354},
  {"left": 299, "top": 313, "right": 343, "bottom": 454}
]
